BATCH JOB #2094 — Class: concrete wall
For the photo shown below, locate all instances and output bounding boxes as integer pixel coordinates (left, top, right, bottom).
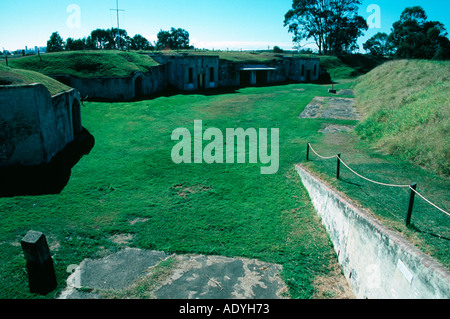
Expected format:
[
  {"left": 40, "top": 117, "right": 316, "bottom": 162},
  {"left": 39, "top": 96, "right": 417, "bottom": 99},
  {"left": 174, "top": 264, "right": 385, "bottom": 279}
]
[
  {"left": 163, "top": 55, "right": 220, "bottom": 91},
  {"left": 0, "top": 84, "right": 80, "bottom": 167},
  {"left": 218, "top": 57, "right": 320, "bottom": 88},
  {"left": 296, "top": 164, "right": 450, "bottom": 299},
  {"left": 53, "top": 66, "right": 167, "bottom": 101},
  {"left": 286, "top": 58, "right": 320, "bottom": 82}
]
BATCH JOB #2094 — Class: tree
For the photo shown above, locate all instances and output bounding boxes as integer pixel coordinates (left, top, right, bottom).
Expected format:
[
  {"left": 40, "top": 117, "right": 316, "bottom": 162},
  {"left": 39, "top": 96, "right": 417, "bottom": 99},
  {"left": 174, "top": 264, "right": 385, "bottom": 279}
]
[
  {"left": 47, "top": 32, "right": 65, "bottom": 52},
  {"left": 273, "top": 46, "right": 284, "bottom": 53},
  {"left": 284, "top": 0, "right": 368, "bottom": 55},
  {"left": 389, "top": 6, "right": 450, "bottom": 60},
  {"left": 90, "top": 29, "right": 115, "bottom": 50},
  {"left": 65, "top": 38, "right": 87, "bottom": 51},
  {"left": 130, "top": 34, "right": 153, "bottom": 51},
  {"left": 110, "top": 28, "right": 131, "bottom": 50},
  {"left": 363, "top": 32, "right": 394, "bottom": 56},
  {"left": 156, "top": 28, "right": 191, "bottom": 50}
]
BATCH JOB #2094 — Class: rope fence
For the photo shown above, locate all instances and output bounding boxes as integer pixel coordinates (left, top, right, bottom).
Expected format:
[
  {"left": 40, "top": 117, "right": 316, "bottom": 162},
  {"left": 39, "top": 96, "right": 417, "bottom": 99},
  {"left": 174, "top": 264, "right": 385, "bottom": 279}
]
[{"left": 306, "top": 143, "right": 450, "bottom": 226}]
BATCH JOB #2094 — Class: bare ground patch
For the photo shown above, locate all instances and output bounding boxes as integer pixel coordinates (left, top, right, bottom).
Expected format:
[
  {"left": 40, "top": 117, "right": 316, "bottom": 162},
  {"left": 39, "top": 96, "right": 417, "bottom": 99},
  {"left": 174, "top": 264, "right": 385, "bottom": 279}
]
[{"left": 299, "top": 96, "right": 360, "bottom": 121}]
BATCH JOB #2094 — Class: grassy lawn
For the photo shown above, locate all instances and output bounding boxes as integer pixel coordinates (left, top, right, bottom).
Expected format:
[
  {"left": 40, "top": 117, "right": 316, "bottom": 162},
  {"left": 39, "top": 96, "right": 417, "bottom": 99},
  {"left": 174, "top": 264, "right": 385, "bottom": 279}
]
[
  {"left": 0, "top": 82, "right": 353, "bottom": 299},
  {"left": 1, "top": 55, "right": 447, "bottom": 299}
]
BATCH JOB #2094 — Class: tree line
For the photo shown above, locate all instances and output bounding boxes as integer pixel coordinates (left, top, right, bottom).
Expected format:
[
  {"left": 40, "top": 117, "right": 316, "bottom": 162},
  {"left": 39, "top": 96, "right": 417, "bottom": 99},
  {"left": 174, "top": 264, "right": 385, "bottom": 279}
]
[
  {"left": 47, "top": 27, "right": 192, "bottom": 52},
  {"left": 363, "top": 6, "right": 450, "bottom": 60},
  {"left": 284, "top": 0, "right": 449, "bottom": 60}
]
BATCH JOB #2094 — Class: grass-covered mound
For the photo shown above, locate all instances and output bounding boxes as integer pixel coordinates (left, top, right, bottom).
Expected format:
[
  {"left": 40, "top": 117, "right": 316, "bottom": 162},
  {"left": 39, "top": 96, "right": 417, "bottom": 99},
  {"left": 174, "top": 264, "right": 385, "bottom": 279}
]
[
  {"left": 0, "top": 64, "right": 71, "bottom": 96},
  {"left": 3, "top": 51, "right": 160, "bottom": 78},
  {"left": 354, "top": 59, "right": 450, "bottom": 176}
]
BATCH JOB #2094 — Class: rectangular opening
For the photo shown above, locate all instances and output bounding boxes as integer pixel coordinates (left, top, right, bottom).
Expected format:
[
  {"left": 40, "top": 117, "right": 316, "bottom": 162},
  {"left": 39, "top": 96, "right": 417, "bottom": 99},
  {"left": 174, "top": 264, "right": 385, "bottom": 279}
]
[
  {"left": 210, "top": 67, "right": 215, "bottom": 82},
  {"left": 188, "top": 68, "right": 194, "bottom": 84}
]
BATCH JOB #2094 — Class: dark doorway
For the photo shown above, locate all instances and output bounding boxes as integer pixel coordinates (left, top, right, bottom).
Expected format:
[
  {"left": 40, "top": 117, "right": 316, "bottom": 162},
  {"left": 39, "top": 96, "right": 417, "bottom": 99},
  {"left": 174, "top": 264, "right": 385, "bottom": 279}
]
[
  {"left": 306, "top": 70, "right": 311, "bottom": 82},
  {"left": 135, "top": 76, "right": 144, "bottom": 98},
  {"left": 198, "top": 74, "right": 205, "bottom": 89},
  {"left": 256, "top": 71, "right": 268, "bottom": 85},
  {"left": 240, "top": 71, "right": 251, "bottom": 86}
]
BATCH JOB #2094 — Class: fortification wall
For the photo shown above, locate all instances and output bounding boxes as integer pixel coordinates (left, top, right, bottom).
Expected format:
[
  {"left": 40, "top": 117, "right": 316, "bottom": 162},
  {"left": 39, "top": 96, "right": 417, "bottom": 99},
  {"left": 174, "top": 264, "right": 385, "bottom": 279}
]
[
  {"left": 296, "top": 164, "right": 450, "bottom": 299},
  {"left": 52, "top": 65, "right": 167, "bottom": 101},
  {"left": 0, "top": 84, "right": 80, "bottom": 167}
]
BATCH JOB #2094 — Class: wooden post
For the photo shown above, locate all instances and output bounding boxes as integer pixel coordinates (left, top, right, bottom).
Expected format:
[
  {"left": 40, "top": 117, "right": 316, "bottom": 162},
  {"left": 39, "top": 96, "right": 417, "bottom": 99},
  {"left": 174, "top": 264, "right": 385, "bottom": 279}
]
[
  {"left": 21, "top": 231, "right": 57, "bottom": 295},
  {"left": 336, "top": 154, "right": 341, "bottom": 179},
  {"left": 306, "top": 143, "right": 310, "bottom": 161},
  {"left": 405, "top": 183, "right": 417, "bottom": 227}
]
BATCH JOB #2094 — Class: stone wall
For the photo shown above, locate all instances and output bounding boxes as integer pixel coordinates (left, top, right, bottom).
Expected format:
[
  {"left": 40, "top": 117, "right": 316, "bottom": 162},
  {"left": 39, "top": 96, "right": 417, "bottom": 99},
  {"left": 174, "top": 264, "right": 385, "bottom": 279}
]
[
  {"left": 296, "top": 164, "right": 450, "bottom": 299},
  {"left": 0, "top": 84, "right": 80, "bottom": 167}
]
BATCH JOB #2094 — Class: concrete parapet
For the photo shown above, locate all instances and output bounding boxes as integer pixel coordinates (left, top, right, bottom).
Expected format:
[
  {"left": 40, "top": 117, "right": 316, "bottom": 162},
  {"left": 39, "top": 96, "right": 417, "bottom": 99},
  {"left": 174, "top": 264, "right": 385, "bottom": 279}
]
[{"left": 296, "top": 164, "right": 450, "bottom": 299}]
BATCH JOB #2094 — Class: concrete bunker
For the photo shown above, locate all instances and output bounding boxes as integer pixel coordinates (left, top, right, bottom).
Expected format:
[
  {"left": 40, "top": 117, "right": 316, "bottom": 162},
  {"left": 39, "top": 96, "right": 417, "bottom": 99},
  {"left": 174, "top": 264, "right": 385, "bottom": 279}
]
[
  {"left": 159, "top": 55, "right": 220, "bottom": 91},
  {"left": 239, "top": 65, "right": 277, "bottom": 86},
  {"left": 0, "top": 83, "right": 95, "bottom": 197}
]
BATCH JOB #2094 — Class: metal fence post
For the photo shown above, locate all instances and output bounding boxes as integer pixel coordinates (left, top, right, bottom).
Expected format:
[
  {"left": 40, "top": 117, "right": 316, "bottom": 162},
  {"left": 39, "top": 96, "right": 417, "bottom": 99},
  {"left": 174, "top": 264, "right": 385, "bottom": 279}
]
[
  {"left": 306, "top": 143, "right": 310, "bottom": 161},
  {"left": 405, "top": 183, "right": 417, "bottom": 227}
]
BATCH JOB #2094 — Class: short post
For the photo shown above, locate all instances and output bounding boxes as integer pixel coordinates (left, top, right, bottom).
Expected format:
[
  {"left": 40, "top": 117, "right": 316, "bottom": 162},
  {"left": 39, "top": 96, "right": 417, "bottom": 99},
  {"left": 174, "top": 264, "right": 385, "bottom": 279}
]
[
  {"left": 306, "top": 143, "right": 310, "bottom": 161},
  {"left": 21, "top": 231, "right": 57, "bottom": 295},
  {"left": 336, "top": 154, "right": 341, "bottom": 179},
  {"left": 405, "top": 183, "right": 417, "bottom": 227},
  {"left": 5, "top": 54, "right": 8, "bottom": 67}
]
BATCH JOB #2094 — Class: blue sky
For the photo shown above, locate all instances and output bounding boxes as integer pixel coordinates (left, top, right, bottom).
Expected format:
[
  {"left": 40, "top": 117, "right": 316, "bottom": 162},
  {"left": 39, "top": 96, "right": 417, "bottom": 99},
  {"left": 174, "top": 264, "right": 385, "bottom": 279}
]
[{"left": 1, "top": 0, "right": 449, "bottom": 52}]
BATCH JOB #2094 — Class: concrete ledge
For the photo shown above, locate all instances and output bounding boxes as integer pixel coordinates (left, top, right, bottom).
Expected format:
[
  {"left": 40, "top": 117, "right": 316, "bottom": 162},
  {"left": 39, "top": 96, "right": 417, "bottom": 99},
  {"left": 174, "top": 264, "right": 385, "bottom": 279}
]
[{"left": 296, "top": 164, "right": 450, "bottom": 299}]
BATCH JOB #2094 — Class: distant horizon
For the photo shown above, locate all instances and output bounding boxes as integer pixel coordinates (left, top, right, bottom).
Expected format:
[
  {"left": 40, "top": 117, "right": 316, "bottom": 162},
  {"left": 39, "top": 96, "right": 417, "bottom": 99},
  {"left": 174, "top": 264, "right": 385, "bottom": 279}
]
[{"left": 1, "top": 0, "right": 449, "bottom": 53}]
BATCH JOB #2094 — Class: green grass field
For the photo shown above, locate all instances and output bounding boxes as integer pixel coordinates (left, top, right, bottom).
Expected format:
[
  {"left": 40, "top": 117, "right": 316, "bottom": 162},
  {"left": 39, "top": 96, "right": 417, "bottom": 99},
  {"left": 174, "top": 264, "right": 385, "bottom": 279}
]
[
  {"left": 0, "top": 82, "right": 354, "bottom": 299},
  {"left": 0, "top": 53, "right": 448, "bottom": 299}
]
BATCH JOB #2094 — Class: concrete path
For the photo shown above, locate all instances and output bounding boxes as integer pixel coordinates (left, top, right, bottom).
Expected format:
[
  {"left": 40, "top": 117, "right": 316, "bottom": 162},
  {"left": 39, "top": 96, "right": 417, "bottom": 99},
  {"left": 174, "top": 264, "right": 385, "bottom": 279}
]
[
  {"left": 299, "top": 96, "right": 360, "bottom": 121},
  {"left": 58, "top": 248, "right": 289, "bottom": 299}
]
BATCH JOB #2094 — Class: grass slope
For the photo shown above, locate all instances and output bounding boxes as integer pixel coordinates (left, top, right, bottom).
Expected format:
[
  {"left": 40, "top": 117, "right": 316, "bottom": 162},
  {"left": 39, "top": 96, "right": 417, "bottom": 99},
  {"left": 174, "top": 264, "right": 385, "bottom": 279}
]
[
  {"left": 3, "top": 51, "right": 160, "bottom": 78},
  {"left": 0, "top": 64, "right": 71, "bottom": 96},
  {"left": 354, "top": 59, "right": 450, "bottom": 176},
  {"left": 0, "top": 83, "right": 353, "bottom": 299}
]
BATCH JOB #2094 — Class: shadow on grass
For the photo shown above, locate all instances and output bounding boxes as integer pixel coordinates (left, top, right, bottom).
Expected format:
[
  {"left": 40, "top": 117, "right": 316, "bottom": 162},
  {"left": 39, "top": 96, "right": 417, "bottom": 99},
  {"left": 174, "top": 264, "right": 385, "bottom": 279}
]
[
  {"left": 0, "top": 128, "right": 95, "bottom": 198},
  {"left": 408, "top": 224, "right": 450, "bottom": 242}
]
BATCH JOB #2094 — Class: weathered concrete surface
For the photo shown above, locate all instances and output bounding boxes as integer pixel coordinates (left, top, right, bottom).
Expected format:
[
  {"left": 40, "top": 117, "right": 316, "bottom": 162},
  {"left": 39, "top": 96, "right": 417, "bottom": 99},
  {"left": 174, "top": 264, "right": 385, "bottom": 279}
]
[
  {"left": 52, "top": 67, "right": 167, "bottom": 101},
  {"left": 59, "top": 248, "right": 289, "bottom": 300},
  {"left": 0, "top": 84, "right": 81, "bottom": 167},
  {"left": 296, "top": 164, "right": 450, "bottom": 299},
  {"left": 299, "top": 96, "right": 360, "bottom": 120}
]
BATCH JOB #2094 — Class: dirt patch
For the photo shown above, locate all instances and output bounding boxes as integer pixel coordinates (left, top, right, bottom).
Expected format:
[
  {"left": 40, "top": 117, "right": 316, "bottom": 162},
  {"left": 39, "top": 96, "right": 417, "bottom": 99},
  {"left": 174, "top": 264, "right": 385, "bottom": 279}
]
[
  {"left": 128, "top": 217, "right": 149, "bottom": 226},
  {"left": 171, "top": 183, "right": 213, "bottom": 198},
  {"left": 313, "top": 264, "right": 355, "bottom": 299},
  {"left": 299, "top": 96, "right": 360, "bottom": 120},
  {"left": 109, "top": 233, "right": 134, "bottom": 245},
  {"left": 337, "top": 89, "right": 355, "bottom": 96},
  {"left": 319, "top": 124, "right": 356, "bottom": 134}
]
